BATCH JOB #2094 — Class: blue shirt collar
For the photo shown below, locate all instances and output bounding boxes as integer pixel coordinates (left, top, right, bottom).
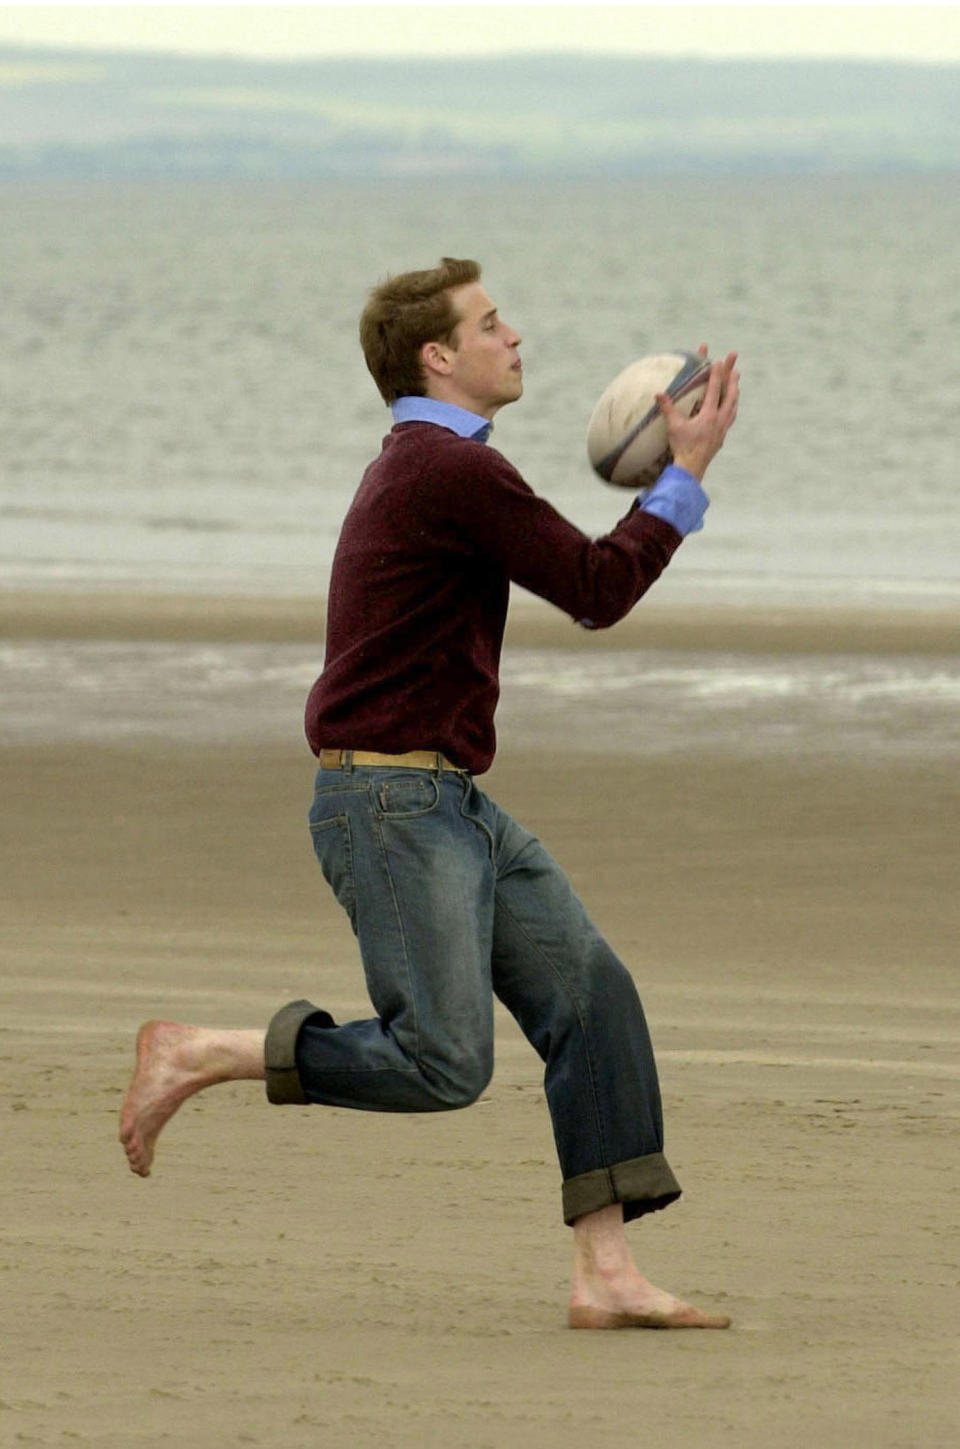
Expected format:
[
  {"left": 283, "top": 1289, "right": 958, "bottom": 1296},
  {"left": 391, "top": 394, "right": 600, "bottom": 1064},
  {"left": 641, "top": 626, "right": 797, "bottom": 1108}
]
[{"left": 391, "top": 395, "right": 492, "bottom": 443}]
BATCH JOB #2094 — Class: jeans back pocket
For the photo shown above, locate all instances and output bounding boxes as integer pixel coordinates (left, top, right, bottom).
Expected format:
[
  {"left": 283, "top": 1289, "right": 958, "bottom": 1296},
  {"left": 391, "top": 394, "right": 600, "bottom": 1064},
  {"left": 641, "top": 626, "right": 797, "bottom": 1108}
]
[{"left": 309, "top": 814, "right": 356, "bottom": 929}]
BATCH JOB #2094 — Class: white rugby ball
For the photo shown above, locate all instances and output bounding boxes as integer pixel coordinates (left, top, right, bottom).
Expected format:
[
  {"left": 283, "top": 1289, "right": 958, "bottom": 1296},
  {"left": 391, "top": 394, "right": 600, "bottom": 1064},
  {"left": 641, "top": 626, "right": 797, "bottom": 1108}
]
[{"left": 587, "top": 351, "right": 712, "bottom": 489}]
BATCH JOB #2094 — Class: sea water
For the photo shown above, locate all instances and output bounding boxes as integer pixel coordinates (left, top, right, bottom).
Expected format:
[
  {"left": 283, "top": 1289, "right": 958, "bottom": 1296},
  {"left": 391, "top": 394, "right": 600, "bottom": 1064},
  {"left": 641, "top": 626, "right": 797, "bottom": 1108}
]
[
  {"left": 2, "top": 176, "right": 957, "bottom": 757},
  {"left": 1, "top": 174, "right": 959, "bottom": 606},
  {"left": 3, "top": 639, "right": 959, "bottom": 759}
]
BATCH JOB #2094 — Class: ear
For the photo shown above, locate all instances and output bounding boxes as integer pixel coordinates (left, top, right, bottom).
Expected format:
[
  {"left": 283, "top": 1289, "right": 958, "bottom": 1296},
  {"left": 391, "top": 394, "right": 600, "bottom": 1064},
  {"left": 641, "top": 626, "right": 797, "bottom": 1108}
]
[{"left": 421, "top": 340, "right": 453, "bottom": 378}]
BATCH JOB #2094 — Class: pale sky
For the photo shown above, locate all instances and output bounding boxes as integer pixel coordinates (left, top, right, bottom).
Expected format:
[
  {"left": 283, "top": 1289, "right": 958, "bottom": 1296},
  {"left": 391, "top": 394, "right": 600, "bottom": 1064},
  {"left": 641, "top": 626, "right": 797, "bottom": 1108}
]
[{"left": 0, "top": 3, "right": 958, "bottom": 64}]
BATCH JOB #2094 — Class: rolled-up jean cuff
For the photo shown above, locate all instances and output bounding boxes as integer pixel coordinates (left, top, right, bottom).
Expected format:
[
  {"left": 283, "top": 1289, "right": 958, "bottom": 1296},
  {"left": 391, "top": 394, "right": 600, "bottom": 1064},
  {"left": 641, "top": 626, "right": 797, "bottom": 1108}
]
[
  {"left": 561, "top": 1152, "right": 682, "bottom": 1226},
  {"left": 265, "top": 998, "right": 323, "bottom": 1105}
]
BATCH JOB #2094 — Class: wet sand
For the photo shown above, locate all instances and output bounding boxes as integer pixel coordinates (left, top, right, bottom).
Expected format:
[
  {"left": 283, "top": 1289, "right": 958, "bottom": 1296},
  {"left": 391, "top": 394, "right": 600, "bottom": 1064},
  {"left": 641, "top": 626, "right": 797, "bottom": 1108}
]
[{"left": 1, "top": 592, "right": 957, "bottom": 1448}]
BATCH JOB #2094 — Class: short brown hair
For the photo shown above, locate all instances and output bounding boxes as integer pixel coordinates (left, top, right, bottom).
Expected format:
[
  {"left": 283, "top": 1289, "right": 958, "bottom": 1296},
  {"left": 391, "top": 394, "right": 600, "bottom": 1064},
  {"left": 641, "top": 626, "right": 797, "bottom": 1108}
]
[{"left": 359, "top": 257, "right": 482, "bottom": 403}]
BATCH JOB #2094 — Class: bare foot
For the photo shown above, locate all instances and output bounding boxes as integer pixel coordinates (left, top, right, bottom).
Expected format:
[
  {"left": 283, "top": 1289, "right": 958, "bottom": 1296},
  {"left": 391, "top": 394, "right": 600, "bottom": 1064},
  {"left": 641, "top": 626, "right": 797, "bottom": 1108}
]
[
  {"left": 569, "top": 1202, "right": 731, "bottom": 1329},
  {"left": 569, "top": 1277, "right": 731, "bottom": 1330},
  {"left": 119, "top": 1020, "right": 219, "bottom": 1177}
]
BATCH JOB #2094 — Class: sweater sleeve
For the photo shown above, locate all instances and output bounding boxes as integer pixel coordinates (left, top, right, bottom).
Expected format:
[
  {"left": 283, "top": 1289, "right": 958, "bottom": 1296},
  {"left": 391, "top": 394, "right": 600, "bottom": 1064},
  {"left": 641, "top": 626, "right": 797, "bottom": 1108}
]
[{"left": 431, "top": 438, "right": 683, "bottom": 628}]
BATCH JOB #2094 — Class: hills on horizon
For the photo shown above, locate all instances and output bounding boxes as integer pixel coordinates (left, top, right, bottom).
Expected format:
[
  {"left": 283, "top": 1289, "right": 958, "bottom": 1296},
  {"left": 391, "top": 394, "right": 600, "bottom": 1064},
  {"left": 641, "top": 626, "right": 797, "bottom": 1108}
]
[{"left": 1, "top": 45, "right": 958, "bottom": 179}]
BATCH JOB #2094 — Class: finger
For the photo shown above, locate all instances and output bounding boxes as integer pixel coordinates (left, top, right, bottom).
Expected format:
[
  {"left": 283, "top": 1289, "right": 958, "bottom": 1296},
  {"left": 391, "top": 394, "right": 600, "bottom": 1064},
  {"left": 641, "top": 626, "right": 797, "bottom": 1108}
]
[
  {"left": 720, "top": 367, "right": 740, "bottom": 419},
  {"left": 655, "top": 390, "right": 676, "bottom": 419},
  {"left": 700, "top": 360, "right": 724, "bottom": 410},
  {"left": 711, "top": 354, "right": 737, "bottom": 411}
]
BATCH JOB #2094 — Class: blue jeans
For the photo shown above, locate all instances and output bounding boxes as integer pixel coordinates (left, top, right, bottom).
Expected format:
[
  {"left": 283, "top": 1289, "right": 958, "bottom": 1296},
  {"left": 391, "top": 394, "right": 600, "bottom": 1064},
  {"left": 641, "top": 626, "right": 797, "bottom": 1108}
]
[{"left": 264, "top": 763, "right": 681, "bottom": 1224}]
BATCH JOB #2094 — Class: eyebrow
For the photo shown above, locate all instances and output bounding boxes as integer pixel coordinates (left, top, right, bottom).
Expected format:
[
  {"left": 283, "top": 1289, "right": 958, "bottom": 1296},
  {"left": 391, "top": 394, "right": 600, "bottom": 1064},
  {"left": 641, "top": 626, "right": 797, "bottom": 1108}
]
[{"left": 480, "top": 308, "right": 498, "bottom": 324}]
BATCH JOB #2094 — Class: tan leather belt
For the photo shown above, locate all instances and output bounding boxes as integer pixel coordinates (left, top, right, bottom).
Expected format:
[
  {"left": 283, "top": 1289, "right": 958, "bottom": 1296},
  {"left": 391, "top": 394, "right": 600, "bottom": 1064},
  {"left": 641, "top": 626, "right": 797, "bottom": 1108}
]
[{"left": 318, "top": 748, "right": 463, "bottom": 772}]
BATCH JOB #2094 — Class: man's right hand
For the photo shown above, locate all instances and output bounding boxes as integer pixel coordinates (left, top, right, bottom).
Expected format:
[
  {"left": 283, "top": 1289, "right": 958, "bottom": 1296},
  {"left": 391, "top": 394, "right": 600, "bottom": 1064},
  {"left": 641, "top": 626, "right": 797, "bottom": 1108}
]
[{"left": 658, "top": 351, "right": 740, "bottom": 482}]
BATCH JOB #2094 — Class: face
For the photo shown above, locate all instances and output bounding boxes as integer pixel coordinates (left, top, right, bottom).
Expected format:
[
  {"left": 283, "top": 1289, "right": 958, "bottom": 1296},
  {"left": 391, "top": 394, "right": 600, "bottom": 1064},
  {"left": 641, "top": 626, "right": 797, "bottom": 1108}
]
[{"left": 423, "top": 282, "right": 523, "bottom": 419}]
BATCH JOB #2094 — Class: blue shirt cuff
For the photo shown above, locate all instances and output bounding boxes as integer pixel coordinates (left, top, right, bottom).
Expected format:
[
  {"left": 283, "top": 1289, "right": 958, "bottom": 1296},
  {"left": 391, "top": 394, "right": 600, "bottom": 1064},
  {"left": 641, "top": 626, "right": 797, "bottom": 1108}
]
[{"left": 637, "top": 464, "right": 709, "bottom": 536}]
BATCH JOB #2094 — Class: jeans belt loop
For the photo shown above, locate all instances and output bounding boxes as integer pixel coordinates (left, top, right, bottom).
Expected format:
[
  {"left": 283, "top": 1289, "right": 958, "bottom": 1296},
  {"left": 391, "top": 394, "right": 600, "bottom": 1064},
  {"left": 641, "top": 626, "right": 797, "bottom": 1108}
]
[{"left": 343, "top": 749, "right": 354, "bottom": 773}]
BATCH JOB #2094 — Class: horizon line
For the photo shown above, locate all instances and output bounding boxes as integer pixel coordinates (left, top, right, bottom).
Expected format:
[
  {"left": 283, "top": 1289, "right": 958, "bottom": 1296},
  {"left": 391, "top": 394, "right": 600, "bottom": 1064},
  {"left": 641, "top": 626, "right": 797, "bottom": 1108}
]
[{"left": 1, "top": 40, "right": 959, "bottom": 69}]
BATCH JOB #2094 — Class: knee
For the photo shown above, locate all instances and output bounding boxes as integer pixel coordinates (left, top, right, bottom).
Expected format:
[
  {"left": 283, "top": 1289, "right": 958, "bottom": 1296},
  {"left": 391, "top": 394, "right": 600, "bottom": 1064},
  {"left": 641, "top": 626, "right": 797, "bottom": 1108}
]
[{"left": 418, "top": 1045, "right": 494, "bottom": 1110}]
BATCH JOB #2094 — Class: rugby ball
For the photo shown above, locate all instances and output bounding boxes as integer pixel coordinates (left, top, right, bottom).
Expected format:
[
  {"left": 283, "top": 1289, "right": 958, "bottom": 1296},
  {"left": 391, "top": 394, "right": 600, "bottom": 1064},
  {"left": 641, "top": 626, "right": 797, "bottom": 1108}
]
[{"left": 587, "top": 351, "right": 712, "bottom": 489}]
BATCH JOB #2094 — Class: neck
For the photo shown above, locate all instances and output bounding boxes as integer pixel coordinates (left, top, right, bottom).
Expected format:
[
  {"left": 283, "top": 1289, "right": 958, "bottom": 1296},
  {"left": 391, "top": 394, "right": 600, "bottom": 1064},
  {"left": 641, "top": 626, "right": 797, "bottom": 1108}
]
[{"left": 426, "top": 388, "right": 498, "bottom": 421}]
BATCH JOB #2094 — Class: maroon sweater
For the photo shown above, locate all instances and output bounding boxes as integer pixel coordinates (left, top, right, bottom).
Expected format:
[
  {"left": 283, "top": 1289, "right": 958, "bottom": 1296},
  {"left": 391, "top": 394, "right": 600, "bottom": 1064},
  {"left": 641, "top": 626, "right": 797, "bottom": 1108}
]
[{"left": 305, "top": 423, "right": 682, "bottom": 774}]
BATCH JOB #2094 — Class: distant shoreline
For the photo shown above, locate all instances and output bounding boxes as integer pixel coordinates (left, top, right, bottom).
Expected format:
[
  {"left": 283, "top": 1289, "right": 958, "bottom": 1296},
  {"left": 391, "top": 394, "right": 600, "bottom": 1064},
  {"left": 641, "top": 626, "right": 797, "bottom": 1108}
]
[{"left": 1, "top": 48, "right": 957, "bottom": 179}]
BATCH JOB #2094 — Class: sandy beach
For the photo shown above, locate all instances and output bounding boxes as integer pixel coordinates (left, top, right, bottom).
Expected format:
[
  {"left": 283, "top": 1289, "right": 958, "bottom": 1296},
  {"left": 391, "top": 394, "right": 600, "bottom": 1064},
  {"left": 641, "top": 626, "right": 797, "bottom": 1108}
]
[{"left": 1, "top": 591, "right": 957, "bottom": 1449}]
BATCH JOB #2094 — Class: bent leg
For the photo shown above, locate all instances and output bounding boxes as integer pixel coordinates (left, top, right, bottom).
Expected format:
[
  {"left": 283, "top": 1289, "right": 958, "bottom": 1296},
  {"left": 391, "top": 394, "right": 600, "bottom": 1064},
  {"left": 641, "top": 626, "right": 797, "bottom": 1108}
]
[{"left": 277, "top": 768, "right": 497, "bottom": 1113}]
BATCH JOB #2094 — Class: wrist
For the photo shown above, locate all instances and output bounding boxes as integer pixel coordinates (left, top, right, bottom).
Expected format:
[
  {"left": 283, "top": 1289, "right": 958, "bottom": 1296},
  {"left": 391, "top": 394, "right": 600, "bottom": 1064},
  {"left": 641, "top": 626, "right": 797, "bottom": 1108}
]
[{"left": 670, "top": 449, "right": 706, "bottom": 481}]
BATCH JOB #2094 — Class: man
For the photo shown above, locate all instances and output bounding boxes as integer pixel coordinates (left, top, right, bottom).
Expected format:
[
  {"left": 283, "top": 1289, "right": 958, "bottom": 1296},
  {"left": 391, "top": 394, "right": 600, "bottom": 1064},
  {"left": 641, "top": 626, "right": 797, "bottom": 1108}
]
[{"left": 121, "top": 257, "right": 740, "bottom": 1331}]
